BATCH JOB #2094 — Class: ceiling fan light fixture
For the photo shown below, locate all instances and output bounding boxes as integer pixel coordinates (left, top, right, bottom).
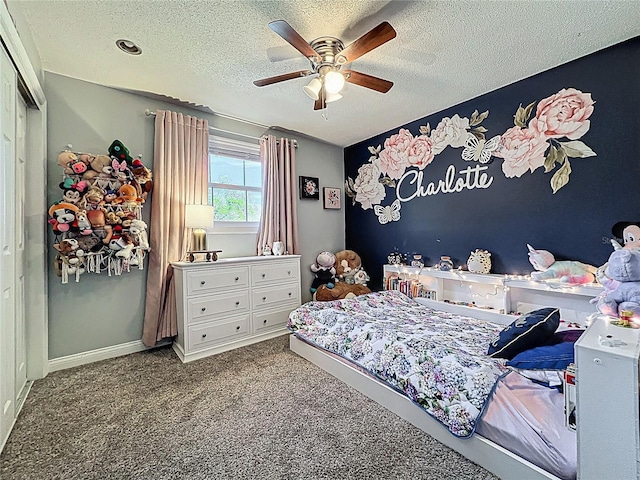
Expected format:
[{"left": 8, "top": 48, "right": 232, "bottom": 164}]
[
  {"left": 324, "top": 70, "right": 345, "bottom": 94},
  {"left": 303, "top": 77, "right": 323, "bottom": 100},
  {"left": 325, "top": 91, "right": 342, "bottom": 103}
]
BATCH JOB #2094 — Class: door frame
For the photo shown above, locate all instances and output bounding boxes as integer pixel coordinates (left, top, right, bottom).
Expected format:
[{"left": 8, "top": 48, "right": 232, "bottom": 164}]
[{"left": 1, "top": 3, "right": 48, "bottom": 379}]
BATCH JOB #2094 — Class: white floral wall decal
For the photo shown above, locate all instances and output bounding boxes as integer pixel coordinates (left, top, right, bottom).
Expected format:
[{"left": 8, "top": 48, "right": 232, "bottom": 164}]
[{"left": 345, "top": 88, "right": 596, "bottom": 219}]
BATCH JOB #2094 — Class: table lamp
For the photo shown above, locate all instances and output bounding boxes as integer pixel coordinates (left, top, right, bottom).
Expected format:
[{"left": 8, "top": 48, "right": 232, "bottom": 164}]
[{"left": 184, "top": 204, "right": 214, "bottom": 251}]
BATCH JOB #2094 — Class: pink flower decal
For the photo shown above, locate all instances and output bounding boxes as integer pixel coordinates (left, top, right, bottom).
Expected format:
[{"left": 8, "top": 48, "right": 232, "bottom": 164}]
[
  {"left": 494, "top": 126, "right": 549, "bottom": 178},
  {"left": 407, "top": 135, "right": 435, "bottom": 170},
  {"left": 378, "top": 128, "right": 413, "bottom": 180},
  {"left": 430, "top": 114, "right": 470, "bottom": 154},
  {"left": 353, "top": 162, "right": 386, "bottom": 210},
  {"left": 529, "top": 88, "right": 595, "bottom": 140}
]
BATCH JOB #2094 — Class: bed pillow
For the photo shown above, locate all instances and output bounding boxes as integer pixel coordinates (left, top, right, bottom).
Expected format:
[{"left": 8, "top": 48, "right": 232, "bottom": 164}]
[
  {"left": 487, "top": 308, "right": 560, "bottom": 359},
  {"left": 506, "top": 340, "right": 575, "bottom": 370}
]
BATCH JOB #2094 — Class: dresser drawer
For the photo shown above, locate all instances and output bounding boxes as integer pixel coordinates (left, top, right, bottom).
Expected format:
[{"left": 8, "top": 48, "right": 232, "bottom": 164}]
[
  {"left": 188, "top": 290, "right": 250, "bottom": 323},
  {"left": 188, "top": 315, "right": 250, "bottom": 350},
  {"left": 252, "top": 307, "right": 295, "bottom": 334},
  {"left": 252, "top": 260, "right": 299, "bottom": 286},
  {"left": 252, "top": 283, "right": 300, "bottom": 310},
  {"left": 186, "top": 266, "right": 249, "bottom": 296}
]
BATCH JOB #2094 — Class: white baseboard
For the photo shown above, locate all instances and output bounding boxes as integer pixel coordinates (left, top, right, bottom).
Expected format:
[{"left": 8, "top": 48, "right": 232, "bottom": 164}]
[{"left": 48, "top": 340, "right": 155, "bottom": 372}]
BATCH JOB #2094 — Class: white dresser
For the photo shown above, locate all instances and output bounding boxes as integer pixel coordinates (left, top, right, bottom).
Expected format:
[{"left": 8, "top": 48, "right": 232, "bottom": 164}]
[{"left": 172, "top": 255, "right": 301, "bottom": 362}]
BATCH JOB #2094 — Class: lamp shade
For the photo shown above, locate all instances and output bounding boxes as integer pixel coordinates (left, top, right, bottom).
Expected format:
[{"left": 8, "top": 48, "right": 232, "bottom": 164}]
[
  {"left": 184, "top": 204, "right": 214, "bottom": 228},
  {"left": 303, "top": 77, "right": 323, "bottom": 100},
  {"left": 325, "top": 91, "right": 343, "bottom": 103},
  {"left": 324, "top": 70, "right": 345, "bottom": 94}
]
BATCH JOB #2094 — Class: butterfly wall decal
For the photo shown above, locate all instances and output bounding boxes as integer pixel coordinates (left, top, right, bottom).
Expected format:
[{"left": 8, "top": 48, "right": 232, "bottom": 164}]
[
  {"left": 374, "top": 199, "right": 401, "bottom": 225},
  {"left": 461, "top": 133, "right": 501, "bottom": 164}
]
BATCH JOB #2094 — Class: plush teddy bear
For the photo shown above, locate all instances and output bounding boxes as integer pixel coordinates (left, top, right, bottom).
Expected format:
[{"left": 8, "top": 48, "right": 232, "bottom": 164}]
[
  {"left": 315, "top": 282, "right": 371, "bottom": 301},
  {"left": 527, "top": 244, "right": 597, "bottom": 285},
  {"left": 310, "top": 251, "right": 336, "bottom": 293},
  {"left": 83, "top": 154, "right": 113, "bottom": 182},
  {"left": 53, "top": 238, "right": 85, "bottom": 281},
  {"left": 596, "top": 248, "right": 640, "bottom": 323}
]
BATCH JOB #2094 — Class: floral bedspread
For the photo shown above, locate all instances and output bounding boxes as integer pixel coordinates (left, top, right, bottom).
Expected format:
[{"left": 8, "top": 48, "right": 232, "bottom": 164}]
[{"left": 288, "top": 290, "right": 509, "bottom": 437}]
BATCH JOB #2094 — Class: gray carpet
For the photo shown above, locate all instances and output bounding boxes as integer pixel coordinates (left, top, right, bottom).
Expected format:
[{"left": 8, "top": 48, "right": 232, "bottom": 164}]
[{"left": 1, "top": 335, "right": 499, "bottom": 480}]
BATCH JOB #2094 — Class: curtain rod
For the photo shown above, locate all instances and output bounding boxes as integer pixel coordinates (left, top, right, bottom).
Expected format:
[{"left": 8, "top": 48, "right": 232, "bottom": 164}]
[{"left": 145, "top": 109, "right": 297, "bottom": 147}]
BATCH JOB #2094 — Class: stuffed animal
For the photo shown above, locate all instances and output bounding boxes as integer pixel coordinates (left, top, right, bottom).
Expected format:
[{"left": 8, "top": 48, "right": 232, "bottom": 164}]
[
  {"left": 59, "top": 178, "right": 88, "bottom": 205},
  {"left": 108, "top": 139, "right": 133, "bottom": 164},
  {"left": 83, "top": 154, "right": 113, "bottom": 182},
  {"left": 130, "top": 158, "right": 153, "bottom": 201},
  {"left": 81, "top": 185, "right": 106, "bottom": 209},
  {"left": 315, "top": 282, "right": 371, "bottom": 301},
  {"left": 48, "top": 202, "right": 80, "bottom": 234},
  {"left": 53, "top": 238, "right": 85, "bottom": 281},
  {"left": 75, "top": 210, "right": 92, "bottom": 235},
  {"left": 527, "top": 244, "right": 597, "bottom": 285},
  {"left": 334, "top": 249, "right": 365, "bottom": 284},
  {"left": 86, "top": 209, "right": 113, "bottom": 247},
  {"left": 353, "top": 269, "right": 370, "bottom": 286},
  {"left": 596, "top": 248, "right": 640, "bottom": 323},
  {"left": 115, "top": 184, "right": 141, "bottom": 207},
  {"left": 310, "top": 251, "right": 336, "bottom": 293},
  {"left": 129, "top": 219, "right": 149, "bottom": 250},
  {"left": 611, "top": 222, "right": 640, "bottom": 250}
]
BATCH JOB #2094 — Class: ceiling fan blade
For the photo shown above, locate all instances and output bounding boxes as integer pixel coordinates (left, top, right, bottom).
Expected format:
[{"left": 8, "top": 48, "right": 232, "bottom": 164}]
[
  {"left": 268, "top": 20, "right": 319, "bottom": 61},
  {"left": 343, "top": 70, "right": 393, "bottom": 93},
  {"left": 313, "top": 97, "right": 326, "bottom": 111},
  {"left": 338, "top": 22, "right": 396, "bottom": 65},
  {"left": 253, "top": 70, "right": 313, "bottom": 87}
]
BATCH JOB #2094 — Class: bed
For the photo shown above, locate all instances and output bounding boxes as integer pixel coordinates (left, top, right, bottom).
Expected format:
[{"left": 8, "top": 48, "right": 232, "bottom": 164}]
[{"left": 287, "top": 290, "right": 580, "bottom": 480}]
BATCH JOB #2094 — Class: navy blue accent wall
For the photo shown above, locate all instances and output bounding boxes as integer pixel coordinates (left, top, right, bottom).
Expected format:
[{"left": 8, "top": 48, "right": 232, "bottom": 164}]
[{"left": 345, "top": 37, "right": 640, "bottom": 290}]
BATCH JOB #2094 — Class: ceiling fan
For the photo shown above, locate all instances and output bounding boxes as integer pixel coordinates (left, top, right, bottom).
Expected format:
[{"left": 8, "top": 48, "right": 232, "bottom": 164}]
[{"left": 253, "top": 20, "right": 396, "bottom": 110}]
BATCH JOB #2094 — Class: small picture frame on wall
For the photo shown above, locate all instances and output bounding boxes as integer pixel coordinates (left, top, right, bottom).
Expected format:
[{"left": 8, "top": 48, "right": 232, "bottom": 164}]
[
  {"left": 323, "top": 187, "right": 341, "bottom": 210},
  {"left": 299, "top": 176, "right": 320, "bottom": 200}
]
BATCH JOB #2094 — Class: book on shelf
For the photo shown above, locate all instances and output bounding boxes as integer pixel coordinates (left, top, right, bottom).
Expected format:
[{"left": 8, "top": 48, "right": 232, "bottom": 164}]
[{"left": 385, "top": 274, "right": 436, "bottom": 300}]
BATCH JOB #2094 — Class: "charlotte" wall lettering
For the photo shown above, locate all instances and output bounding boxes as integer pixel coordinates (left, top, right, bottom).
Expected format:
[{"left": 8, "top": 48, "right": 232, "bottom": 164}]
[{"left": 395, "top": 164, "right": 494, "bottom": 202}]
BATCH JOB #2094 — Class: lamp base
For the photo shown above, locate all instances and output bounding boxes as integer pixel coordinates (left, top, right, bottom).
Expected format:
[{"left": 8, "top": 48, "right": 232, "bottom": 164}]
[{"left": 192, "top": 229, "right": 207, "bottom": 252}]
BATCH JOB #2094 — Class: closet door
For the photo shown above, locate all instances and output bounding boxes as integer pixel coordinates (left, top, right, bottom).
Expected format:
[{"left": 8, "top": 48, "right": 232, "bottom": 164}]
[
  {"left": 0, "top": 45, "right": 16, "bottom": 447},
  {"left": 14, "top": 98, "right": 27, "bottom": 402}
]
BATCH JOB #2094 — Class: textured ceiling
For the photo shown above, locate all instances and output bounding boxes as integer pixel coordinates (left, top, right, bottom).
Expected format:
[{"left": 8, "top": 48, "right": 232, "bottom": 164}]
[{"left": 9, "top": 0, "right": 640, "bottom": 147}]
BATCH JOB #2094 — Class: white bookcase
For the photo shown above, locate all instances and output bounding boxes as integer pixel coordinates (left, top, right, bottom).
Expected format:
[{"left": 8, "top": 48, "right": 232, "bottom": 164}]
[{"left": 383, "top": 264, "right": 603, "bottom": 326}]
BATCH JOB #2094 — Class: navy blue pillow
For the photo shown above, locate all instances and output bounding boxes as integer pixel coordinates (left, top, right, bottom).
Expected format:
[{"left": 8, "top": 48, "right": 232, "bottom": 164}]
[
  {"left": 487, "top": 308, "right": 560, "bottom": 359},
  {"left": 506, "top": 341, "right": 575, "bottom": 370}
]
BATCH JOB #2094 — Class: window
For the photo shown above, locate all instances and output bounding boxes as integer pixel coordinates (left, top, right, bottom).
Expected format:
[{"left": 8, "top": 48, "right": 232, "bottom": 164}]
[{"left": 208, "top": 136, "right": 262, "bottom": 231}]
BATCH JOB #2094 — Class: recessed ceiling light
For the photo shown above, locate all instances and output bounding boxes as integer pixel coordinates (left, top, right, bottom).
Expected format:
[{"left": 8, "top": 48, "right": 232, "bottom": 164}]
[{"left": 116, "top": 39, "right": 142, "bottom": 55}]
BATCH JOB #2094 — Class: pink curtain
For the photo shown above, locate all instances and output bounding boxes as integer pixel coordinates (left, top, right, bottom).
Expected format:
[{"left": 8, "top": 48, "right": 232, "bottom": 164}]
[
  {"left": 142, "top": 110, "right": 209, "bottom": 347},
  {"left": 256, "top": 135, "right": 299, "bottom": 255}
]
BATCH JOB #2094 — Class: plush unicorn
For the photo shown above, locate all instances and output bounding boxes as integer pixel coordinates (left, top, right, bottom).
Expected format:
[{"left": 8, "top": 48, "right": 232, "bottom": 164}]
[{"left": 527, "top": 244, "right": 597, "bottom": 285}]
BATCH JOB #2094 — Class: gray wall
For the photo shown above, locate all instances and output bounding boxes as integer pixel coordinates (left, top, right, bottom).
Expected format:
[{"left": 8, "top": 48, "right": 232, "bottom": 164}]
[{"left": 45, "top": 72, "right": 344, "bottom": 359}]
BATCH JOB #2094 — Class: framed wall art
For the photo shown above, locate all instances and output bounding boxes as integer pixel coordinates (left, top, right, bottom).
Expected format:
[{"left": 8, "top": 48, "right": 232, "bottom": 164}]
[
  {"left": 323, "top": 187, "right": 341, "bottom": 209},
  {"left": 299, "top": 176, "right": 320, "bottom": 200}
]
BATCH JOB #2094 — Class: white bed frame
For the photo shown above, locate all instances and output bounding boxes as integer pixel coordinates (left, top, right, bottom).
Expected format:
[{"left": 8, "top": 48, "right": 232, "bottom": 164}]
[{"left": 290, "top": 334, "right": 558, "bottom": 480}]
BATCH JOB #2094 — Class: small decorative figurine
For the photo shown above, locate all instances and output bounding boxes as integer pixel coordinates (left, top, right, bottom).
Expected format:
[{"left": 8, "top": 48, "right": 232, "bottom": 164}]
[
  {"left": 387, "top": 252, "right": 405, "bottom": 265},
  {"left": 411, "top": 254, "right": 424, "bottom": 268},
  {"left": 262, "top": 244, "right": 272, "bottom": 255},
  {"left": 467, "top": 249, "right": 492, "bottom": 274},
  {"left": 437, "top": 256, "right": 454, "bottom": 271}
]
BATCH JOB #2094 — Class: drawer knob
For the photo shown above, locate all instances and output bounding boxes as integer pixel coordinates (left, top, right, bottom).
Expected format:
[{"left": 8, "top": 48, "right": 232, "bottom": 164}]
[
  {"left": 200, "top": 280, "right": 206, "bottom": 285},
  {"left": 235, "top": 301, "right": 240, "bottom": 306},
  {"left": 235, "top": 276, "right": 239, "bottom": 281},
  {"left": 201, "top": 307, "right": 206, "bottom": 312},
  {"left": 288, "top": 271, "right": 291, "bottom": 275},
  {"left": 288, "top": 292, "right": 292, "bottom": 296},
  {"left": 202, "top": 333, "right": 207, "bottom": 339},
  {"left": 236, "top": 325, "right": 240, "bottom": 331},
  {"left": 262, "top": 273, "right": 266, "bottom": 278},
  {"left": 263, "top": 319, "right": 267, "bottom": 324},
  {"left": 262, "top": 296, "right": 266, "bottom": 301}
]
